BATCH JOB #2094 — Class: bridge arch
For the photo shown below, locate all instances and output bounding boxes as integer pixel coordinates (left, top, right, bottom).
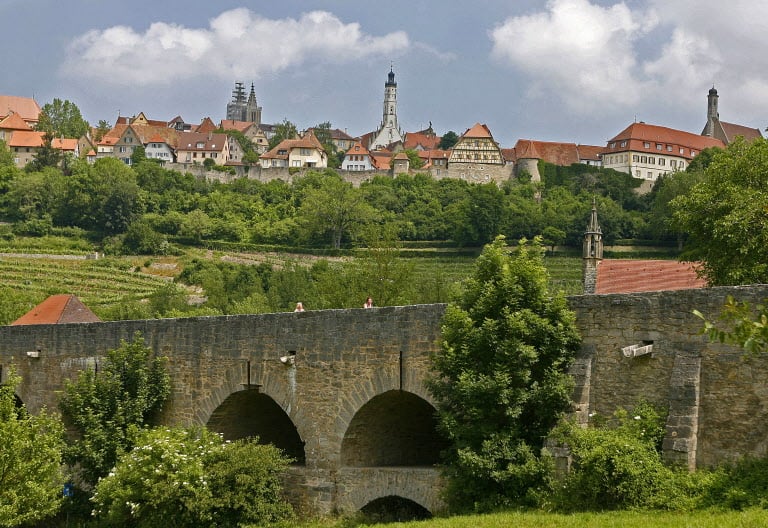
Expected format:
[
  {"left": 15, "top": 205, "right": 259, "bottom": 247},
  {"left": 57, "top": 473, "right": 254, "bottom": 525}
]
[
  {"left": 341, "top": 389, "right": 447, "bottom": 467},
  {"left": 197, "top": 362, "right": 311, "bottom": 465}
]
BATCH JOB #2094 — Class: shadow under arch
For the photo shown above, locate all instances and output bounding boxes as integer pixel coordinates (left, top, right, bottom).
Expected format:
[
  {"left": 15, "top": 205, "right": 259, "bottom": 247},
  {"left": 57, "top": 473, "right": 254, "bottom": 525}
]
[
  {"left": 360, "top": 495, "right": 432, "bottom": 523},
  {"left": 341, "top": 389, "right": 448, "bottom": 467},
  {"left": 206, "top": 389, "right": 306, "bottom": 465}
]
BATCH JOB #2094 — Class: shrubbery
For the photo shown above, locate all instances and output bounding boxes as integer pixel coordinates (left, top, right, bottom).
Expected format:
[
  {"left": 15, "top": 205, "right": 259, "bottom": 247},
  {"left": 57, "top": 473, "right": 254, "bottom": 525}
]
[{"left": 92, "top": 427, "right": 293, "bottom": 527}]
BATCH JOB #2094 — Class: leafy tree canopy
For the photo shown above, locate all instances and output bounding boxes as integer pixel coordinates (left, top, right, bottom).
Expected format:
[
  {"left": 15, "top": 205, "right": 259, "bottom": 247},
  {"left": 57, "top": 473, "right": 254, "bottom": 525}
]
[
  {"left": 429, "top": 236, "right": 581, "bottom": 511},
  {"left": 59, "top": 334, "right": 171, "bottom": 486},
  {"left": 672, "top": 137, "right": 768, "bottom": 285},
  {"left": 268, "top": 118, "right": 298, "bottom": 150},
  {"left": 36, "top": 98, "right": 90, "bottom": 139},
  {"left": 0, "top": 369, "right": 65, "bottom": 527},
  {"left": 438, "top": 130, "right": 459, "bottom": 150}
]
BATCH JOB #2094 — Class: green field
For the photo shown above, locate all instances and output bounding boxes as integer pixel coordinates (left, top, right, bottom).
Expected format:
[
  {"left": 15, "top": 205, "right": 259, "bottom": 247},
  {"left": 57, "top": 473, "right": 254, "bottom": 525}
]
[{"left": 295, "top": 509, "right": 768, "bottom": 528}]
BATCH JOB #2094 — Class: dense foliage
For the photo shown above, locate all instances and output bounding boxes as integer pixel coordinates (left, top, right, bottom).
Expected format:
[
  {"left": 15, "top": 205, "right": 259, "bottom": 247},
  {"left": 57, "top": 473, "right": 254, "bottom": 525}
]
[
  {"left": 92, "top": 427, "right": 293, "bottom": 527},
  {"left": 59, "top": 334, "right": 171, "bottom": 487},
  {"left": 671, "top": 138, "right": 768, "bottom": 285},
  {"left": 0, "top": 370, "right": 65, "bottom": 527},
  {"left": 429, "top": 236, "right": 581, "bottom": 511}
]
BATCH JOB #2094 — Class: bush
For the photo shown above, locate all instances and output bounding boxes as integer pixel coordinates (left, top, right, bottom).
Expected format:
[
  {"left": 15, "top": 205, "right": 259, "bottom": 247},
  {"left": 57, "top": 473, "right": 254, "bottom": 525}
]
[
  {"left": 92, "top": 427, "right": 293, "bottom": 527},
  {"left": 701, "top": 456, "right": 768, "bottom": 510},
  {"left": 548, "top": 402, "right": 695, "bottom": 511}
]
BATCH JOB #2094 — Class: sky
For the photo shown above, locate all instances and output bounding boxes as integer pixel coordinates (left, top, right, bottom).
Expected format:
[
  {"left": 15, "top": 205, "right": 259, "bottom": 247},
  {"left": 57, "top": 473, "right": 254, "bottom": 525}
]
[{"left": 2, "top": 0, "right": 766, "bottom": 148}]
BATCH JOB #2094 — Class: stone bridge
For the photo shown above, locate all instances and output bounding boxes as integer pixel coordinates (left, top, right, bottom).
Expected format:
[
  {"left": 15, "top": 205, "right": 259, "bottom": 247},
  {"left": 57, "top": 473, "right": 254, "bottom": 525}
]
[{"left": 2, "top": 285, "right": 768, "bottom": 515}]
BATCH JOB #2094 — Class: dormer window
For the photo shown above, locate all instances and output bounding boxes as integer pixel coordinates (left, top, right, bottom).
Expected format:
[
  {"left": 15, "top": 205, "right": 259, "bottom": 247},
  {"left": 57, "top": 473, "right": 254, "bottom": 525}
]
[
  {"left": 609, "top": 142, "right": 616, "bottom": 148},
  {"left": 196, "top": 142, "right": 205, "bottom": 148}
]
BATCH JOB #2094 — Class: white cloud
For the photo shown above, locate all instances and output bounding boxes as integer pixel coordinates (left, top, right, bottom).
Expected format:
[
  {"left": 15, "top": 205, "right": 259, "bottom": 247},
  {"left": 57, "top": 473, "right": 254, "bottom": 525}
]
[
  {"left": 489, "top": 0, "right": 658, "bottom": 112},
  {"left": 490, "top": 0, "right": 768, "bottom": 125},
  {"left": 63, "top": 9, "right": 409, "bottom": 86}
]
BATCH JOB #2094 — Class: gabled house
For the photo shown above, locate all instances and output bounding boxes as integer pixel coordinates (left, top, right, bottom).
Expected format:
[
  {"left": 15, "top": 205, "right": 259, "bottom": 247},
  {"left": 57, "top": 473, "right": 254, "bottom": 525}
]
[
  {"left": 175, "top": 132, "right": 230, "bottom": 165},
  {"left": 194, "top": 117, "right": 217, "bottom": 134},
  {"left": 602, "top": 122, "right": 724, "bottom": 183},
  {"left": 448, "top": 123, "right": 504, "bottom": 165},
  {"left": 341, "top": 142, "right": 375, "bottom": 171},
  {"left": 51, "top": 137, "right": 79, "bottom": 158},
  {"left": 260, "top": 131, "right": 327, "bottom": 169},
  {"left": 219, "top": 119, "right": 269, "bottom": 163},
  {"left": 0, "top": 111, "right": 32, "bottom": 143},
  {"left": 6, "top": 130, "right": 44, "bottom": 167},
  {"left": 404, "top": 125, "right": 440, "bottom": 151},
  {"left": 144, "top": 133, "right": 176, "bottom": 163}
]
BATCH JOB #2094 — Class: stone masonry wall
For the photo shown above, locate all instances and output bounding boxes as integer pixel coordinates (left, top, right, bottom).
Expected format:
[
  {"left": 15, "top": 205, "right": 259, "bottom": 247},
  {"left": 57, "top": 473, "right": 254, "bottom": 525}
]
[{"left": 3, "top": 286, "right": 768, "bottom": 512}]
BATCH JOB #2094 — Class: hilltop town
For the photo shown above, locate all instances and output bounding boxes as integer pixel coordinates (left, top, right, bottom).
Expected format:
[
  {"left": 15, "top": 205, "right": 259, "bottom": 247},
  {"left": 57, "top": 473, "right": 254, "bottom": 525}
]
[{"left": 0, "top": 70, "right": 761, "bottom": 191}]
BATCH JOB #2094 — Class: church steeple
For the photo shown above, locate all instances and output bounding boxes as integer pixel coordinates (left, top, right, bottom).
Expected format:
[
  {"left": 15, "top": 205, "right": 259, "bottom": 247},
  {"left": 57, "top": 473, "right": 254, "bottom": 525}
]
[
  {"left": 369, "top": 65, "right": 404, "bottom": 150},
  {"left": 583, "top": 199, "right": 603, "bottom": 294},
  {"left": 703, "top": 85, "right": 720, "bottom": 137}
]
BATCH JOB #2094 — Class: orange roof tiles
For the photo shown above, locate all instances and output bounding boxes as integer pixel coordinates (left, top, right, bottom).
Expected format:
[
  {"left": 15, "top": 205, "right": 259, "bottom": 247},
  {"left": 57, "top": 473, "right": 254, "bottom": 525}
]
[
  {"left": 8, "top": 130, "right": 45, "bottom": 148},
  {"left": 605, "top": 122, "right": 724, "bottom": 159},
  {"left": 461, "top": 123, "right": 493, "bottom": 139},
  {"left": 0, "top": 95, "right": 41, "bottom": 123},
  {"left": 51, "top": 138, "right": 78, "bottom": 151},
  {"left": 404, "top": 131, "right": 440, "bottom": 150},
  {"left": 11, "top": 294, "right": 101, "bottom": 325},
  {"left": 595, "top": 260, "right": 707, "bottom": 294},
  {"left": 0, "top": 112, "right": 32, "bottom": 131}
]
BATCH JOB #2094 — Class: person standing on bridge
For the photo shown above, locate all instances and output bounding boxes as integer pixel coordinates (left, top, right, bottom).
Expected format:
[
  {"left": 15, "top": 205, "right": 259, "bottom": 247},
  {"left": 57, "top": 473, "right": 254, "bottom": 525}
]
[{"left": 363, "top": 297, "right": 373, "bottom": 309}]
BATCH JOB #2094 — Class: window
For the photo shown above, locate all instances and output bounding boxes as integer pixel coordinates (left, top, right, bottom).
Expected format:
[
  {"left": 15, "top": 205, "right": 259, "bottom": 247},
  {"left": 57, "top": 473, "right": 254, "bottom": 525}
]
[
  {"left": 644, "top": 142, "right": 650, "bottom": 148},
  {"left": 620, "top": 141, "right": 627, "bottom": 147},
  {"left": 633, "top": 155, "right": 639, "bottom": 162},
  {"left": 667, "top": 145, "right": 673, "bottom": 152},
  {"left": 648, "top": 157, "right": 655, "bottom": 164},
  {"left": 680, "top": 161, "right": 686, "bottom": 169},
  {"left": 635, "top": 169, "right": 641, "bottom": 177},
  {"left": 671, "top": 160, "right": 677, "bottom": 168},
  {"left": 119, "top": 146, "right": 126, "bottom": 153},
  {"left": 641, "top": 156, "right": 647, "bottom": 163},
  {"left": 647, "top": 171, "right": 653, "bottom": 179},
  {"left": 680, "top": 147, "right": 685, "bottom": 154},
  {"left": 691, "top": 151, "right": 697, "bottom": 156},
  {"left": 196, "top": 142, "right": 205, "bottom": 148},
  {"left": 609, "top": 142, "right": 616, "bottom": 148},
  {"left": 659, "top": 158, "right": 665, "bottom": 166},
  {"left": 656, "top": 143, "right": 662, "bottom": 150}
]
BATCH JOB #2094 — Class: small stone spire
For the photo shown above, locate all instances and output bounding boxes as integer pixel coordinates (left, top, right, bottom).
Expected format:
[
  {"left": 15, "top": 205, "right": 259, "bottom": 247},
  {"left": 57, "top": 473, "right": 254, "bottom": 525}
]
[{"left": 583, "top": 198, "right": 603, "bottom": 294}]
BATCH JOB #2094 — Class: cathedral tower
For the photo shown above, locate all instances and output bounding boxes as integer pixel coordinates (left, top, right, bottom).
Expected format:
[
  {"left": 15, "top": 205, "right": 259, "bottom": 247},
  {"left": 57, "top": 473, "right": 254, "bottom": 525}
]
[
  {"left": 583, "top": 199, "right": 603, "bottom": 294},
  {"left": 702, "top": 86, "right": 719, "bottom": 137}
]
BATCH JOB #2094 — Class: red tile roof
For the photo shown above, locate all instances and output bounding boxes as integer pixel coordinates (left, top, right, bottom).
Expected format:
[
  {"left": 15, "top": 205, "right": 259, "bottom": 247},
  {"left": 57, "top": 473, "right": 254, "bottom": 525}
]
[
  {"left": 461, "top": 123, "right": 493, "bottom": 139},
  {"left": 0, "top": 95, "right": 41, "bottom": 123},
  {"left": 577, "top": 144, "right": 604, "bottom": 161},
  {"left": 404, "top": 131, "right": 440, "bottom": 150},
  {"left": 51, "top": 138, "right": 78, "bottom": 151},
  {"left": 719, "top": 121, "right": 763, "bottom": 143},
  {"left": 8, "top": 130, "right": 45, "bottom": 148},
  {"left": 605, "top": 122, "right": 724, "bottom": 159},
  {"left": 595, "top": 260, "right": 707, "bottom": 294},
  {"left": 0, "top": 112, "right": 32, "bottom": 131},
  {"left": 11, "top": 294, "right": 101, "bottom": 325}
]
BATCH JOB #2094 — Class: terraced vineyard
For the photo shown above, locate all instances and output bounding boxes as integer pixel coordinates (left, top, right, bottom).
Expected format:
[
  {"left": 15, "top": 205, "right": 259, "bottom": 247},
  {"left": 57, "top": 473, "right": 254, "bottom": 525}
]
[{"left": 0, "top": 256, "right": 171, "bottom": 311}]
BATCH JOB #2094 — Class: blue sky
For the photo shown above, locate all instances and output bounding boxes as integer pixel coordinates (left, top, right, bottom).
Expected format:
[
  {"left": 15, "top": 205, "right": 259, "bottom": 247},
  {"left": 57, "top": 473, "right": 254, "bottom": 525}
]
[{"left": 2, "top": 0, "right": 765, "bottom": 148}]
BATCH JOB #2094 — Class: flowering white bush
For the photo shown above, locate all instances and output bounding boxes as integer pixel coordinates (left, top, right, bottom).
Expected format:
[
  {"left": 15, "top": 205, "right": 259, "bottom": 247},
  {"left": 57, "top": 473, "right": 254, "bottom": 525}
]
[{"left": 92, "top": 426, "right": 293, "bottom": 527}]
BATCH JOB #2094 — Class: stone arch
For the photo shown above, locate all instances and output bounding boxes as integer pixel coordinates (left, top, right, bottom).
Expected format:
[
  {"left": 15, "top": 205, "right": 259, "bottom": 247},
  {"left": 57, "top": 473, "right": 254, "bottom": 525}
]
[
  {"left": 198, "top": 362, "right": 310, "bottom": 465},
  {"left": 359, "top": 495, "right": 432, "bottom": 522},
  {"left": 339, "top": 467, "right": 444, "bottom": 515},
  {"left": 341, "top": 390, "right": 448, "bottom": 467},
  {"left": 207, "top": 389, "right": 306, "bottom": 465}
]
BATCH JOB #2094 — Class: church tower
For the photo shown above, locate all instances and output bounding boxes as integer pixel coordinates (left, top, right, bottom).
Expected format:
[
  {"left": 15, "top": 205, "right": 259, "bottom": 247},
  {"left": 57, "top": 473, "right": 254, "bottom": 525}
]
[
  {"left": 702, "top": 86, "right": 719, "bottom": 137},
  {"left": 583, "top": 199, "right": 603, "bottom": 294},
  {"left": 245, "top": 83, "right": 262, "bottom": 125},
  {"left": 369, "top": 66, "right": 404, "bottom": 150}
]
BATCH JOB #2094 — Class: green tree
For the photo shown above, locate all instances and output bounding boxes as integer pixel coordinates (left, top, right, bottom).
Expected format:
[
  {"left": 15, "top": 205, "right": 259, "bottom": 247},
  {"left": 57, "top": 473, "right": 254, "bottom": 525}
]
[
  {"left": 695, "top": 296, "right": 768, "bottom": 355},
  {"left": 91, "top": 427, "right": 293, "bottom": 527},
  {"left": 36, "top": 98, "right": 90, "bottom": 139},
  {"left": 268, "top": 118, "right": 298, "bottom": 150},
  {"left": 130, "top": 144, "right": 147, "bottom": 165},
  {"left": 438, "top": 131, "right": 459, "bottom": 150},
  {"left": 428, "top": 236, "right": 581, "bottom": 511},
  {"left": 404, "top": 148, "right": 425, "bottom": 170},
  {"left": 0, "top": 139, "right": 13, "bottom": 166},
  {"left": 25, "top": 132, "right": 61, "bottom": 171},
  {"left": 94, "top": 119, "right": 111, "bottom": 142},
  {"left": 672, "top": 137, "right": 768, "bottom": 285},
  {"left": 0, "top": 369, "right": 65, "bottom": 527},
  {"left": 59, "top": 334, "right": 171, "bottom": 486},
  {"left": 298, "top": 172, "right": 376, "bottom": 249},
  {"left": 313, "top": 121, "right": 341, "bottom": 168}
]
